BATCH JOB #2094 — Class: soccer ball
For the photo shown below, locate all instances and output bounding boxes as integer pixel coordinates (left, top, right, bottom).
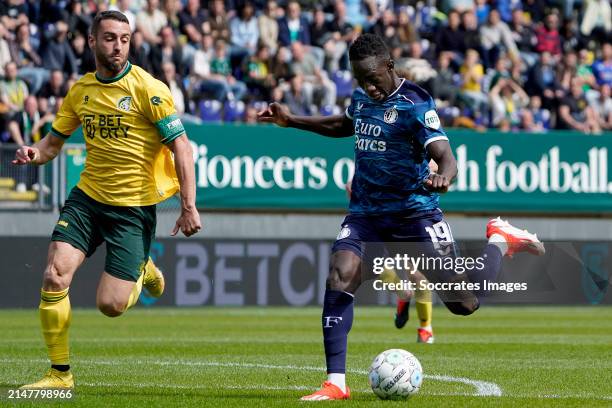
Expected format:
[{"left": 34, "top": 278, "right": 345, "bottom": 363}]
[{"left": 368, "top": 349, "right": 423, "bottom": 399}]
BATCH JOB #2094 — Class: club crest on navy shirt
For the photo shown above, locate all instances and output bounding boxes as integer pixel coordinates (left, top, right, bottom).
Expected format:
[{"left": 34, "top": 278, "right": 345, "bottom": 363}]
[{"left": 383, "top": 106, "right": 398, "bottom": 124}]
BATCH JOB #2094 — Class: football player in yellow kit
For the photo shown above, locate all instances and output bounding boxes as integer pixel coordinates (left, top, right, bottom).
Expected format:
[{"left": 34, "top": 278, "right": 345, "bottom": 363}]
[{"left": 13, "top": 11, "right": 202, "bottom": 389}]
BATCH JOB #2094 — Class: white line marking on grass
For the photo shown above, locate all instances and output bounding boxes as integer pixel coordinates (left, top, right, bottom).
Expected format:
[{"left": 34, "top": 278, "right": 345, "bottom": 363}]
[{"left": 0, "top": 357, "right": 502, "bottom": 397}]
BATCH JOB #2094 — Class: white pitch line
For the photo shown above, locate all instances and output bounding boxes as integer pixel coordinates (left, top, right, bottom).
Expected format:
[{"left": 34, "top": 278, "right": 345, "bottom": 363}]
[
  {"left": 3, "top": 359, "right": 612, "bottom": 401},
  {"left": 0, "top": 357, "right": 501, "bottom": 397}
]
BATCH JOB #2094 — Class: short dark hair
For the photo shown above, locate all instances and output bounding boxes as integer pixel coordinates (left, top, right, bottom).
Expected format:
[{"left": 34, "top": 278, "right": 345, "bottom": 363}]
[
  {"left": 90, "top": 10, "right": 130, "bottom": 37},
  {"left": 349, "top": 33, "right": 390, "bottom": 61}
]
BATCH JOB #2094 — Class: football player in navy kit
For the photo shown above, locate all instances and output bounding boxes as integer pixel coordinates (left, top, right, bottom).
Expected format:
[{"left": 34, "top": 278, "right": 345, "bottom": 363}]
[{"left": 258, "top": 34, "right": 544, "bottom": 401}]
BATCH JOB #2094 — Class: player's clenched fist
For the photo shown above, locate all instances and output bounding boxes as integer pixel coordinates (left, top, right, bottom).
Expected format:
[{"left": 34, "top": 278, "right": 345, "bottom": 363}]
[
  {"left": 171, "top": 208, "right": 202, "bottom": 237},
  {"left": 424, "top": 173, "right": 450, "bottom": 193},
  {"left": 257, "top": 102, "right": 291, "bottom": 127},
  {"left": 12, "top": 145, "right": 39, "bottom": 165}
]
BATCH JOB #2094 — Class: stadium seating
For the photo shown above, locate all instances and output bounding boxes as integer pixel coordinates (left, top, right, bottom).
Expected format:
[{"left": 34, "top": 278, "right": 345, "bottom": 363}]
[
  {"left": 198, "top": 100, "right": 223, "bottom": 123},
  {"left": 223, "top": 100, "right": 246, "bottom": 122},
  {"left": 332, "top": 70, "right": 354, "bottom": 99}
]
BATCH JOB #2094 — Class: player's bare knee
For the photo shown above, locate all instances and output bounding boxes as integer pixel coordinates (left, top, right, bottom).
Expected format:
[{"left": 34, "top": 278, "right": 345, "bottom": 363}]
[
  {"left": 42, "top": 263, "right": 68, "bottom": 291},
  {"left": 327, "top": 265, "right": 361, "bottom": 293},
  {"left": 97, "top": 299, "right": 126, "bottom": 317}
]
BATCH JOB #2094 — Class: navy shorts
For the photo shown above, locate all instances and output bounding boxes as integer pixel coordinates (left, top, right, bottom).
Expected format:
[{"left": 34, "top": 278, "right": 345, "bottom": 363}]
[{"left": 332, "top": 209, "right": 456, "bottom": 260}]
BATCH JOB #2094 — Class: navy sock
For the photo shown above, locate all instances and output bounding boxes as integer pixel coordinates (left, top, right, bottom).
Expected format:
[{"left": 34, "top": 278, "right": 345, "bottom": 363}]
[
  {"left": 467, "top": 244, "right": 503, "bottom": 285},
  {"left": 322, "top": 289, "right": 354, "bottom": 374}
]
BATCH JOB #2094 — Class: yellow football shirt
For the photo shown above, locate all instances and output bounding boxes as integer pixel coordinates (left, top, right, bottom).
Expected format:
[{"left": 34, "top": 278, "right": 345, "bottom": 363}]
[{"left": 51, "top": 62, "right": 184, "bottom": 206}]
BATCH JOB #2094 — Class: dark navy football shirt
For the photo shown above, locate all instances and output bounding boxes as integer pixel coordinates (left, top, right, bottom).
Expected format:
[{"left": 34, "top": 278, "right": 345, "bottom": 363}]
[{"left": 345, "top": 79, "right": 448, "bottom": 214}]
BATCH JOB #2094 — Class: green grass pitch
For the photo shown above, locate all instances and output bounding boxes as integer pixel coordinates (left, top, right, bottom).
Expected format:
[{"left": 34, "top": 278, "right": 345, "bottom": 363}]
[{"left": 0, "top": 306, "right": 611, "bottom": 407}]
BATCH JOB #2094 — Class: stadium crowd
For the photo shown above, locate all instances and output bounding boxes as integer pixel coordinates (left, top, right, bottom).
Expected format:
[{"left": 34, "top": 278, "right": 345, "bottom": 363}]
[{"left": 0, "top": 0, "right": 610, "bottom": 145}]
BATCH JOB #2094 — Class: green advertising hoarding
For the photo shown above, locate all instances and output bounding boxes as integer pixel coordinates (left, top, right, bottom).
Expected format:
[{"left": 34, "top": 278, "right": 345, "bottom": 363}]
[{"left": 64, "top": 124, "right": 612, "bottom": 213}]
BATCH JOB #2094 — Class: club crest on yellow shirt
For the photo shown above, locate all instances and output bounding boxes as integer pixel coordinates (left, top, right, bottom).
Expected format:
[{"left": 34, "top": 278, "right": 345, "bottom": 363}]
[{"left": 117, "top": 96, "right": 132, "bottom": 112}]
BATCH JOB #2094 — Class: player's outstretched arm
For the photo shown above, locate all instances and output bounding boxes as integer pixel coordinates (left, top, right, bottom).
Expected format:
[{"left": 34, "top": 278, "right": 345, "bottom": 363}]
[
  {"left": 257, "top": 102, "right": 354, "bottom": 138},
  {"left": 167, "top": 134, "right": 202, "bottom": 237},
  {"left": 11, "top": 133, "right": 65, "bottom": 166},
  {"left": 424, "top": 140, "right": 457, "bottom": 193}
]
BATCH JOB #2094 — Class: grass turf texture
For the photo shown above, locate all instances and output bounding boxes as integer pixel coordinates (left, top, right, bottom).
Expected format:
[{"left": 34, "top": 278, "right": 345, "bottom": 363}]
[{"left": 0, "top": 306, "right": 610, "bottom": 407}]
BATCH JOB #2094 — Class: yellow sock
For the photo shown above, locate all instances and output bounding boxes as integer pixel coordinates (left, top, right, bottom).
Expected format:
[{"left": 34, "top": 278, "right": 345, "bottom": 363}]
[
  {"left": 380, "top": 268, "right": 410, "bottom": 300},
  {"left": 125, "top": 269, "right": 144, "bottom": 311},
  {"left": 40, "top": 288, "right": 71, "bottom": 365},
  {"left": 415, "top": 284, "right": 432, "bottom": 328}
]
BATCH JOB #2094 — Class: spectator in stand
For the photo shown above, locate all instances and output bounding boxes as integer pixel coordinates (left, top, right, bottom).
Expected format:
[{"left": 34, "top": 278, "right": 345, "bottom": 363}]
[
  {"left": 370, "top": 9, "right": 401, "bottom": 60},
  {"left": 528, "top": 51, "right": 564, "bottom": 111},
  {"left": 396, "top": 9, "right": 419, "bottom": 53},
  {"left": 207, "top": 39, "right": 247, "bottom": 100},
  {"left": 70, "top": 32, "right": 96, "bottom": 75},
  {"left": 0, "top": 0, "right": 29, "bottom": 32},
  {"left": 150, "top": 25, "right": 184, "bottom": 78},
  {"left": 558, "top": 77, "right": 602, "bottom": 134},
  {"left": 192, "top": 32, "right": 215, "bottom": 79},
  {"left": 191, "top": 32, "right": 218, "bottom": 98},
  {"left": 576, "top": 48, "right": 598, "bottom": 94},
  {"left": 161, "top": 61, "right": 189, "bottom": 116},
  {"left": 129, "top": 30, "right": 152, "bottom": 73},
  {"left": 591, "top": 83, "right": 612, "bottom": 130},
  {"left": 229, "top": 1, "right": 259, "bottom": 60},
  {"left": 432, "top": 52, "right": 459, "bottom": 106},
  {"left": 8, "top": 22, "right": 48, "bottom": 94},
  {"left": 435, "top": 10, "right": 465, "bottom": 60},
  {"left": 207, "top": 0, "right": 231, "bottom": 43},
  {"left": 510, "top": 8, "right": 537, "bottom": 68},
  {"left": 164, "top": 0, "right": 184, "bottom": 36},
  {"left": 461, "top": 9, "right": 481, "bottom": 58},
  {"left": 558, "top": 50, "right": 578, "bottom": 91},
  {"left": 37, "top": 69, "right": 68, "bottom": 112},
  {"left": 592, "top": 42, "right": 612, "bottom": 87},
  {"left": 1, "top": 61, "right": 29, "bottom": 115},
  {"left": 179, "top": 0, "right": 207, "bottom": 47},
  {"left": 344, "top": 0, "right": 377, "bottom": 30},
  {"left": 67, "top": 0, "right": 93, "bottom": 38},
  {"left": 326, "top": 0, "right": 357, "bottom": 71},
  {"left": 7, "top": 95, "right": 51, "bottom": 146},
  {"left": 278, "top": 1, "right": 311, "bottom": 47},
  {"left": 136, "top": 0, "right": 168, "bottom": 46},
  {"left": 282, "top": 73, "right": 312, "bottom": 116},
  {"left": 270, "top": 46, "right": 293, "bottom": 84},
  {"left": 474, "top": 0, "right": 490, "bottom": 25},
  {"left": 480, "top": 9, "right": 519, "bottom": 68},
  {"left": 536, "top": 11, "right": 562, "bottom": 58},
  {"left": 521, "top": 95, "right": 550, "bottom": 132},
  {"left": 243, "top": 44, "right": 275, "bottom": 99},
  {"left": 561, "top": 16, "right": 582, "bottom": 55},
  {"left": 258, "top": 0, "right": 279, "bottom": 54},
  {"left": 110, "top": 0, "right": 136, "bottom": 32},
  {"left": 290, "top": 41, "right": 336, "bottom": 108},
  {"left": 459, "top": 49, "right": 488, "bottom": 116},
  {"left": 398, "top": 41, "right": 437, "bottom": 93},
  {"left": 522, "top": 0, "right": 546, "bottom": 24},
  {"left": 41, "top": 20, "right": 78, "bottom": 80},
  {"left": 310, "top": 6, "right": 332, "bottom": 49},
  {"left": 489, "top": 53, "right": 513, "bottom": 89},
  {"left": 489, "top": 77, "right": 529, "bottom": 129}
]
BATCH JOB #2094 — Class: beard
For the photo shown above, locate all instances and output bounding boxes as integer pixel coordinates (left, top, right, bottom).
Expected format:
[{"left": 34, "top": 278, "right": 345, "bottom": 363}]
[{"left": 95, "top": 47, "right": 128, "bottom": 76}]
